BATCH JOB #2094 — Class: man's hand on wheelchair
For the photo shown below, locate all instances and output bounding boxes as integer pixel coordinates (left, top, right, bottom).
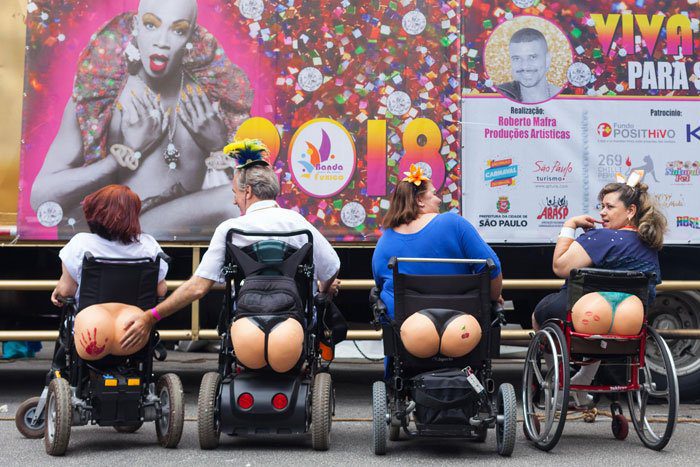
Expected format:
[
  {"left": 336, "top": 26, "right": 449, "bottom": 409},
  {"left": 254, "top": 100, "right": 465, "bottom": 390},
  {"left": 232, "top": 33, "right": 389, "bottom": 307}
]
[
  {"left": 120, "top": 311, "right": 157, "bottom": 350},
  {"left": 318, "top": 278, "right": 341, "bottom": 298},
  {"left": 50, "top": 289, "right": 75, "bottom": 307}
]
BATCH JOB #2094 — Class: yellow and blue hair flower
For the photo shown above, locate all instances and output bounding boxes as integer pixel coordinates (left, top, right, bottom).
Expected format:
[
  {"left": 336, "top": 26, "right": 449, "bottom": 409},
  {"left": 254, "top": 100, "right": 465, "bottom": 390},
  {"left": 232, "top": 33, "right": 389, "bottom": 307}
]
[{"left": 222, "top": 139, "right": 270, "bottom": 169}]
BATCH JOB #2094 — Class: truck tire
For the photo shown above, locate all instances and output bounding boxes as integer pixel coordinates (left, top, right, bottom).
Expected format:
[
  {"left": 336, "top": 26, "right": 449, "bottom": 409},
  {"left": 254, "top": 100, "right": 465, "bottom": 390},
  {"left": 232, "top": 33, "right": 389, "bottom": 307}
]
[{"left": 648, "top": 291, "right": 700, "bottom": 402}]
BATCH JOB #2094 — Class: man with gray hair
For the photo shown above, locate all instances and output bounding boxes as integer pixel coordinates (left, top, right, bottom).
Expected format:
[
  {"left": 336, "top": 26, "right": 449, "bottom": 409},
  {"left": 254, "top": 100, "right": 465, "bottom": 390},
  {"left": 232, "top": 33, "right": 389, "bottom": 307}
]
[
  {"left": 119, "top": 159, "right": 340, "bottom": 349},
  {"left": 497, "top": 27, "right": 560, "bottom": 104}
]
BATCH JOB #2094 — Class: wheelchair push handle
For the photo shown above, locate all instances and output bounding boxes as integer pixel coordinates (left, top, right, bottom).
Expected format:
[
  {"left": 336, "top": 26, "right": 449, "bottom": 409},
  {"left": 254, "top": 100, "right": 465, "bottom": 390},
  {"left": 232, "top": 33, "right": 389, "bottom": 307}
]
[
  {"left": 226, "top": 228, "right": 313, "bottom": 245},
  {"left": 388, "top": 256, "right": 494, "bottom": 271}
]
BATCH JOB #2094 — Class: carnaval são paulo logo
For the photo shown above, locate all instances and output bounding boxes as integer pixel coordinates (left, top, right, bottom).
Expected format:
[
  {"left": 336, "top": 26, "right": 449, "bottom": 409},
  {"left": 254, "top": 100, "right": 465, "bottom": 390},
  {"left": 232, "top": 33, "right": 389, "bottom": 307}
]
[
  {"left": 288, "top": 119, "right": 356, "bottom": 197},
  {"left": 484, "top": 158, "right": 518, "bottom": 187}
]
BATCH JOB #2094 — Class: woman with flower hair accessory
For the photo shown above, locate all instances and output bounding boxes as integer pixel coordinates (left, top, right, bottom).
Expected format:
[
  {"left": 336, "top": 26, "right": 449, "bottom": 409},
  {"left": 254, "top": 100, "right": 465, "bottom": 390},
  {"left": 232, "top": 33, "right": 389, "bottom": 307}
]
[{"left": 372, "top": 165, "right": 503, "bottom": 360}]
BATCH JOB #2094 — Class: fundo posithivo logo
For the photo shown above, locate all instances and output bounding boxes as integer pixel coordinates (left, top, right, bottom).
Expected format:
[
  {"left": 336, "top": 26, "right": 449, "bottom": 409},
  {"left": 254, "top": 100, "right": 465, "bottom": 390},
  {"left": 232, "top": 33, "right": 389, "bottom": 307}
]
[
  {"left": 289, "top": 118, "right": 356, "bottom": 197},
  {"left": 595, "top": 121, "right": 676, "bottom": 142}
]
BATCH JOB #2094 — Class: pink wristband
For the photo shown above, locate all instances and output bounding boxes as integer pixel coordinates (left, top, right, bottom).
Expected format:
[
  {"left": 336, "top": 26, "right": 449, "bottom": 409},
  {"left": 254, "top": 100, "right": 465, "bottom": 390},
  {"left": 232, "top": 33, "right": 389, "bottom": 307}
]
[{"left": 150, "top": 307, "right": 162, "bottom": 322}]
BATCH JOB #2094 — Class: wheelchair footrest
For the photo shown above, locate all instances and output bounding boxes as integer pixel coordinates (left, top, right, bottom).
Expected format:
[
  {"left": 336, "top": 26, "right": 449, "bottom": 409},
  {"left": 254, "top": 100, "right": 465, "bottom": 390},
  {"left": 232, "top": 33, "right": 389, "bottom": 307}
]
[{"left": 414, "top": 423, "right": 474, "bottom": 437}]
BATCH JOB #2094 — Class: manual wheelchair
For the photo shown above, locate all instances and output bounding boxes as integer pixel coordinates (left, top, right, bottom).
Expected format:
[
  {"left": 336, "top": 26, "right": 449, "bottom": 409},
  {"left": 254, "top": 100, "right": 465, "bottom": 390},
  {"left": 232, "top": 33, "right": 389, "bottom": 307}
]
[
  {"left": 370, "top": 256, "right": 516, "bottom": 456},
  {"left": 15, "top": 252, "right": 184, "bottom": 456},
  {"left": 523, "top": 267, "right": 678, "bottom": 451},
  {"left": 197, "top": 228, "right": 335, "bottom": 450}
]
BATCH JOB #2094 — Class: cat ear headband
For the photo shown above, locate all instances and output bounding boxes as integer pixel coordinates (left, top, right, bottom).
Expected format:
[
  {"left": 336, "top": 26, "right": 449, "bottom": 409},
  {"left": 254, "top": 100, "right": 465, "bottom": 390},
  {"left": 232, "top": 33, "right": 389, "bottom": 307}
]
[{"left": 615, "top": 169, "right": 644, "bottom": 187}]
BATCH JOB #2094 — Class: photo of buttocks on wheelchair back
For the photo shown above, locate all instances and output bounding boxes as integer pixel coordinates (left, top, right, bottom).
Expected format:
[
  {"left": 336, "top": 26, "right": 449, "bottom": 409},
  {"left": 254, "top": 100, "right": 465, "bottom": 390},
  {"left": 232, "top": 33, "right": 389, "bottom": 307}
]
[
  {"left": 197, "top": 228, "right": 346, "bottom": 451},
  {"left": 15, "top": 253, "right": 185, "bottom": 456},
  {"left": 370, "top": 257, "right": 517, "bottom": 457},
  {"left": 523, "top": 268, "right": 679, "bottom": 452}
]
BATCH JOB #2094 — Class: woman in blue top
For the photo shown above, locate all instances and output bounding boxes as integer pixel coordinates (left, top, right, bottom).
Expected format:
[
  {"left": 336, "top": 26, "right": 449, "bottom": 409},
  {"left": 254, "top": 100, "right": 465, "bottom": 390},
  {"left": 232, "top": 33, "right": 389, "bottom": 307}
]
[
  {"left": 532, "top": 173, "right": 666, "bottom": 402},
  {"left": 372, "top": 165, "right": 503, "bottom": 357}
]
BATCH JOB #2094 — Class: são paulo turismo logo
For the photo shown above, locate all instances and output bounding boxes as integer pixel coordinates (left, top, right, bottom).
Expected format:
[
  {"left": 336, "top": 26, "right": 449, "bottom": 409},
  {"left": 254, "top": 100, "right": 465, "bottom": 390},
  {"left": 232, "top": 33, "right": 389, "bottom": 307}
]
[{"left": 289, "top": 118, "right": 356, "bottom": 197}]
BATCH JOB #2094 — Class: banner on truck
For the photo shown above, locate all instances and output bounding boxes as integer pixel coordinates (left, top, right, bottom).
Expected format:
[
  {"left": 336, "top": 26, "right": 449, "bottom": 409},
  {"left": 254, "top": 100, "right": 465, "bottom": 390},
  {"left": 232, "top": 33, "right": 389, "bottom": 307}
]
[{"left": 461, "top": 0, "right": 700, "bottom": 244}]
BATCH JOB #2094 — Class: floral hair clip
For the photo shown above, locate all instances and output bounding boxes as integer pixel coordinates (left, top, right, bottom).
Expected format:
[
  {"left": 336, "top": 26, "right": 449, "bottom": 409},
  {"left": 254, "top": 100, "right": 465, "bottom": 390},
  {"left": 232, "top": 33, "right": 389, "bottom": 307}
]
[
  {"left": 402, "top": 164, "right": 430, "bottom": 186},
  {"left": 615, "top": 169, "right": 645, "bottom": 188},
  {"left": 223, "top": 139, "right": 270, "bottom": 169}
]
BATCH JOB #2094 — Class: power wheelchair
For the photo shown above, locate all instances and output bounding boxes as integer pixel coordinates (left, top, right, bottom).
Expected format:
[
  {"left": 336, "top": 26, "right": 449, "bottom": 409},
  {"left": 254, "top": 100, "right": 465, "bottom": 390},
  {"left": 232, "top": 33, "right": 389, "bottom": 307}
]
[
  {"left": 197, "top": 228, "right": 336, "bottom": 450},
  {"left": 15, "top": 252, "right": 184, "bottom": 456},
  {"left": 370, "top": 256, "right": 516, "bottom": 456},
  {"left": 523, "top": 268, "right": 678, "bottom": 451}
]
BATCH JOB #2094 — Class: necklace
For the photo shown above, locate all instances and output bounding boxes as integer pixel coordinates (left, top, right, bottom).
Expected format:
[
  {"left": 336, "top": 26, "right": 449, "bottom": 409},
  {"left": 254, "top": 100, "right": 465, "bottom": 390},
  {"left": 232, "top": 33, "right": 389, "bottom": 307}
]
[
  {"left": 133, "top": 72, "right": 184, "bottom": 169},
  {"left": 163, "top": 72, "right": 185, "bottom": 169}
]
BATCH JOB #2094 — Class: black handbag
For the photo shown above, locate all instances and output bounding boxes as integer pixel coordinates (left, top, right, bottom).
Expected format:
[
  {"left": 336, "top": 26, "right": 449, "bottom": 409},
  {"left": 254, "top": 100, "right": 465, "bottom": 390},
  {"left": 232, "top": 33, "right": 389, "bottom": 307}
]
[{"left": 411, "top": 368, "right": 477, "bottom": 425}]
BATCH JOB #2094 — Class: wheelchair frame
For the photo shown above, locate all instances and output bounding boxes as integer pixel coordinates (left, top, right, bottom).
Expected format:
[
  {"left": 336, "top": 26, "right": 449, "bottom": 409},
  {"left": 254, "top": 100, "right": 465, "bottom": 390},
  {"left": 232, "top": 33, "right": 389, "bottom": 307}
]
[
  {"left": 15, "top": 252, "right": 185, "bottom": 456},
  {"left": 523, "top": 267, "right": 679, "bottom": 451},
  {"left": 370, "top": 256, "right": 517, "bottom": 456},
  {"left": 196, "top": 228, "right": 334, "bottom": 451}
]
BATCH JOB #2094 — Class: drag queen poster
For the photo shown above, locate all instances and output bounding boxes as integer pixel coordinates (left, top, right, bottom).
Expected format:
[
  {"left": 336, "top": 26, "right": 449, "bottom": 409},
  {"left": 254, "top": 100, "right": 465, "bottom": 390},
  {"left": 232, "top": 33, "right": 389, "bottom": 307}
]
[{"left": 18, "top": 0, "right": 462, "bottom": 242}]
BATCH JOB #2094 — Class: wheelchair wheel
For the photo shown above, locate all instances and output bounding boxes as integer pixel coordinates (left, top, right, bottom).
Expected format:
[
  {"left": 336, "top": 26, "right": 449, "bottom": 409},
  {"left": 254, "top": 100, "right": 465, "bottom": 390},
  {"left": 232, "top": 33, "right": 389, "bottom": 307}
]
[
  {"left": 113, "top": 422, "right": 143, "bottom": 433},
  {"left": 496, "top": 383, "right": 517, "bottom": 457},
  {"left": 44, "top": 378, "right": 72, "bottom": 456},
  {"left": 389, "top": 423, "right": 401, "bottom": 441},
  {"left": 611, "top": 414, "right": 629, "bottom": 440},
  {"left": 522, "top": 323, "right": 569, "bottom": 452},
  {"left": 371, "top": 381, "right": 388, "bottom": 455},
  {"left": 16, "top": 396, "right": 45, "bottom": 439},
  {"left": 311, "top": 372, "right": 333, "bottom": 451},
  {"left": 627, "top": 326, "right": 678, "bottom": 451},
  {"left": 197, "top": 371, "right": 222, "bottom": 450},
  {"left": 472, "top": 425, "right": 488, "bottom": 443},
  {"left": 155, "top": 373, "right": 185, "bottom": 449}
]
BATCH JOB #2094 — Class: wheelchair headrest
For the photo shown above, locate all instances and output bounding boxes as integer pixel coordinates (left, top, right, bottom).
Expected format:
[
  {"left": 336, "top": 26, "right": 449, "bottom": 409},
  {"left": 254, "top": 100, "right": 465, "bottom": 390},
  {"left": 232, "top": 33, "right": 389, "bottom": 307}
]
[{"left": 242, "top": 240, "right": 296, "bottom": 263}]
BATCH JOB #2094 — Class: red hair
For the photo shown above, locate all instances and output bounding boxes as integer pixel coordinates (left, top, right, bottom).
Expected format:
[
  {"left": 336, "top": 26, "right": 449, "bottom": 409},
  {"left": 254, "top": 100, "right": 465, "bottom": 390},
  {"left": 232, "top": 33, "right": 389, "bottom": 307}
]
[{"left": 82, "top": 185, "right": 142, "bottom": 244}]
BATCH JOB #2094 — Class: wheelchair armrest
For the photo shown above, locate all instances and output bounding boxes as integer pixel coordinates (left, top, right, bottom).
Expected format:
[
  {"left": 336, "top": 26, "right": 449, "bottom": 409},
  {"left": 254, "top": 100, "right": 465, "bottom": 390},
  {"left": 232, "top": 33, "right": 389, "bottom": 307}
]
[
  {"left": 157, "top": 251, "right": 173, "bottom": 264},
  {"left": 58, "top": 296, "right": 76, "bottom": 306},
  {"left": 490, "top": 301, "right": 506, "bottom": 327},
  {"left": 369, "top": 287, "right": 389, "bottom": 330}
]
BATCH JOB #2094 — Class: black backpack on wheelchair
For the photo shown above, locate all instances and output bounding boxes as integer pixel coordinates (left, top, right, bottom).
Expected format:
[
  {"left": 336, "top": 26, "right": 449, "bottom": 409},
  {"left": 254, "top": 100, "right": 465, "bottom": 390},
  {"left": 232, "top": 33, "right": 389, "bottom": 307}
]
[
  {"left": 15, "top": 252, "right": 184, "bottom": 456},
  {"left": 197, "top": 228, "right": 335, "bottom": 451},
  {"left": 370, "top": 256, "right": 517, "bottom": 456}
]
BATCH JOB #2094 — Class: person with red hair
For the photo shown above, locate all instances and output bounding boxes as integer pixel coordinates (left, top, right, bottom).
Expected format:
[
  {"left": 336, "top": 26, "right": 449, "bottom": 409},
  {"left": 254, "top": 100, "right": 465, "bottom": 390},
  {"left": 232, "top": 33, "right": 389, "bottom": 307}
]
[{"left": 51, "top": 185, "right": 168, "bottom": 360}]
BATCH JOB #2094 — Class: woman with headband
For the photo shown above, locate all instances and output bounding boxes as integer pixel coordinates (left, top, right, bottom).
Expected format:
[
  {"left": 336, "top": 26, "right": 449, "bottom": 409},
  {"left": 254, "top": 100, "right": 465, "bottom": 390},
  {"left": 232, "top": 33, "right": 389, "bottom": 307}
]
[{"left": 532, "top": 170, "right": 667, "bottom": 405}]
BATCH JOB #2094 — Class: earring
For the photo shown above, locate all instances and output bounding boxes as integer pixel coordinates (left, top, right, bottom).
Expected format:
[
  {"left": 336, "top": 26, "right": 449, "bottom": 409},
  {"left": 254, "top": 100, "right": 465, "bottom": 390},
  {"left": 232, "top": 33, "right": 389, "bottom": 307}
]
[{"left": 185, "top": 42, "right": 194, "bottom": 51}]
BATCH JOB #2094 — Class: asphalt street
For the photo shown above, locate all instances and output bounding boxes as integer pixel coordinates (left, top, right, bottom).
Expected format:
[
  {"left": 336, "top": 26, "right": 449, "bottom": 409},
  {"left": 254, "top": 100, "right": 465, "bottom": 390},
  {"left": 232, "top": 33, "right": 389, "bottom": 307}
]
[{"left": 2, "top": 345, "right": 700, "bottom": 466}]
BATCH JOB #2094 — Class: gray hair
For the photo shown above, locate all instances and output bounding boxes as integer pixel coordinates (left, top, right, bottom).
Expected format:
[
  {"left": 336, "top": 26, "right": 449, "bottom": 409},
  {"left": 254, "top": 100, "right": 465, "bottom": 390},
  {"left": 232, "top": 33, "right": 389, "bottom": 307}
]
[{"left": 235, "top": 165, "right": 280, "bottom": 200}]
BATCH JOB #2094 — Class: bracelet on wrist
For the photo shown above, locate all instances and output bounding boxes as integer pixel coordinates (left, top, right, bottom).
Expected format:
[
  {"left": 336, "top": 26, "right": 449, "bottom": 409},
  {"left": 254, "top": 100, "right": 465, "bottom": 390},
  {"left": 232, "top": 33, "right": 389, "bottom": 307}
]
[
  {"left": 559, "top": 226, "right": 576, "bottom": 239},
  {"left": 150, "top": 307, "right": 162, "bottom": 322}
]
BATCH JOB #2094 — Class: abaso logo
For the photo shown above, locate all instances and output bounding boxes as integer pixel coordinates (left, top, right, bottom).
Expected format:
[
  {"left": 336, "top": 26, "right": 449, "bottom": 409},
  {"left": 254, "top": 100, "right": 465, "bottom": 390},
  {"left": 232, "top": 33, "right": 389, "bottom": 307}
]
[
  {"left": 597, "top": 122, "right": 612, "bottom": 137},
  {"left": 289, "top": 118, "right": 356, "bottom": 197},
  {"left": 537, "top": 195, "right": 569, "bottom": 220}
]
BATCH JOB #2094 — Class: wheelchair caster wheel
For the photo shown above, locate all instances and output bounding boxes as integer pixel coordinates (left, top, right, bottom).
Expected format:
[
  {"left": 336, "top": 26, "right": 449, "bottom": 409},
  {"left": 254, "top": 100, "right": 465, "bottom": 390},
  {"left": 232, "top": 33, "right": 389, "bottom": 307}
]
[
  {"left": 16, "top": 397, "right": 45, "bottom": 439},
  {"left": 612, "top": 414, "right": 629, "bottom": 440},
  {"left": 113, "top": 422, "right": 143, "bottom": 433}
]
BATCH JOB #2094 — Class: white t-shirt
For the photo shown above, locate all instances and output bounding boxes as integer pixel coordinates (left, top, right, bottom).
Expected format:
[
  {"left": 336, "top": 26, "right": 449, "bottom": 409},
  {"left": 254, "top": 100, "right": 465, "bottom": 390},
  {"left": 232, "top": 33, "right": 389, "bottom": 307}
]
[
  {"left": 59, "top": 232, "right": 168, "bottom": 301},
  {"left": 195, "top": 200, "right": 340, "bottom": 284}
]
